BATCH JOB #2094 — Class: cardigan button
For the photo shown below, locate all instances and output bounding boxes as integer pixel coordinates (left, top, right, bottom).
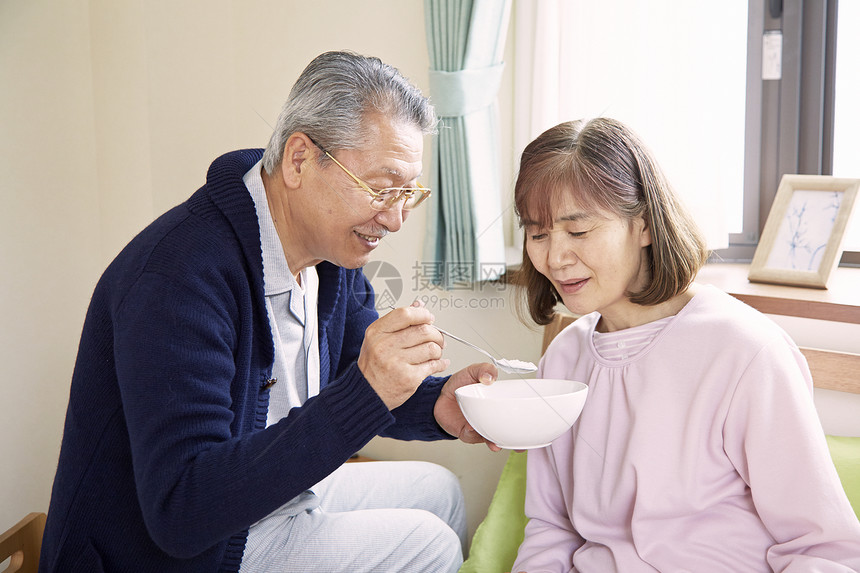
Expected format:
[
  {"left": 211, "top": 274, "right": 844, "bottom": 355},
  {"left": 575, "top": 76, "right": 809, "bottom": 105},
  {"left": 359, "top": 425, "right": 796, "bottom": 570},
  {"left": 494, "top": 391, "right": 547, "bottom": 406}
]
[{"left": 262, "top": 377, "right": 277, "bottom": 389}]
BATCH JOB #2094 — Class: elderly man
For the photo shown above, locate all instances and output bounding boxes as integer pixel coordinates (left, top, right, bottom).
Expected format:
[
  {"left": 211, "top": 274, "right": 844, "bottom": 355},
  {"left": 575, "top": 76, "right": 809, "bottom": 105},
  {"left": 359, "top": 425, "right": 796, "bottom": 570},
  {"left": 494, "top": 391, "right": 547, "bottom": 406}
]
[{"left": 40, "top": 51, "right": 496, "bottom": 573}]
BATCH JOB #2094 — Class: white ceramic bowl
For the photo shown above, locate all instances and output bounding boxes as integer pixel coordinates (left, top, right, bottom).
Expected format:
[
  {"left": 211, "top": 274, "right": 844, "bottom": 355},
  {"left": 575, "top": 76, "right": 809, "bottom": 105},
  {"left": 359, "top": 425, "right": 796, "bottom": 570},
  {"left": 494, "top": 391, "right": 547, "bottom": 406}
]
[{"left": 455, "top": 378, "right": 588, "bottom": 449}]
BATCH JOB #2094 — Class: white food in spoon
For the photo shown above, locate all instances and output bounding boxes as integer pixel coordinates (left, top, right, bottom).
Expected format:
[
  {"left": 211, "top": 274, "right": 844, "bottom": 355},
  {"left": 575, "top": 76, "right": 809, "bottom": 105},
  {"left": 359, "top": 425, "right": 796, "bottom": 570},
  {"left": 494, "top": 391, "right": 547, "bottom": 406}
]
[{"left": 496, "top": 358, "right": 537, "bottom": 371}]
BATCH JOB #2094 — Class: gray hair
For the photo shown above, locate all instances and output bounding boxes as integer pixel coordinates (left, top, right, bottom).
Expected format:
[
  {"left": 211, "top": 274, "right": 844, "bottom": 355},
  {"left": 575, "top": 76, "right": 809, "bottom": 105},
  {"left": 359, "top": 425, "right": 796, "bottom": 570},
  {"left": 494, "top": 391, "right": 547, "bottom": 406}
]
[{"left": 262, "top": 51, "right": 437, "bottom": 175}]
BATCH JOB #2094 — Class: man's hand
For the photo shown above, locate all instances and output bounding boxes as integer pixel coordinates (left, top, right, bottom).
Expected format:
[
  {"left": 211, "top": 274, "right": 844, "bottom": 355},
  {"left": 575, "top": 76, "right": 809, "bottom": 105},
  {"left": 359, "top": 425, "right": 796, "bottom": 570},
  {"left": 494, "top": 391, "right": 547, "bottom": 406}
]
[
  {"left": 358, "top": 302, "right": 449, "bottom": 410},
  {"left": 434, "top": 362, "right": 502, "bottom": 452}
]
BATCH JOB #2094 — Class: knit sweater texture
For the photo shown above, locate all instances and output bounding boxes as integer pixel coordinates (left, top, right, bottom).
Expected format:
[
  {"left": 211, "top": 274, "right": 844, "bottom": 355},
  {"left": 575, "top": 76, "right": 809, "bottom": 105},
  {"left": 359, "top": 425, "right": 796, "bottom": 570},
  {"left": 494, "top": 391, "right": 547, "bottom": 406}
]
[{"left": 39, "top": 149, "right": 450, "bottom": 572}]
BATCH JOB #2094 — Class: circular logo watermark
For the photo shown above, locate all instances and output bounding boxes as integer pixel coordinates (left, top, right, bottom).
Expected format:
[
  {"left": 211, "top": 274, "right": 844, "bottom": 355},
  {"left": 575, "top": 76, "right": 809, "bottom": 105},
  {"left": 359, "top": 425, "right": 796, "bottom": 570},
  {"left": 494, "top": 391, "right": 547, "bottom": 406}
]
[{"left": 360, "top": 260, "right": 403, "bottom": 310}]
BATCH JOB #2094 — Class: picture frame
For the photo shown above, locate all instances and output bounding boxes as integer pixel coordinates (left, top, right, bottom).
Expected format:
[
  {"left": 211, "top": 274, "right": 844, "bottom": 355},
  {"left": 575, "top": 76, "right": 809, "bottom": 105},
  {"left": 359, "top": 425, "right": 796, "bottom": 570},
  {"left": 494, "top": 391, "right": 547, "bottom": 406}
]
[{"left": 748, "top": 174, "right": 859, "bottom": 289}]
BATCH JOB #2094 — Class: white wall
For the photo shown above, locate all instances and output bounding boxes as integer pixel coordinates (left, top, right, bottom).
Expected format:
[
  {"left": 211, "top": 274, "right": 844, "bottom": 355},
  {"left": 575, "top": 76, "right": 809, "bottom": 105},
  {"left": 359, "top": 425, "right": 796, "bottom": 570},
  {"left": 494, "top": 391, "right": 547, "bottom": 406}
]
[{"left": 1, "top": 0, "right": 103, "bottom": 535}]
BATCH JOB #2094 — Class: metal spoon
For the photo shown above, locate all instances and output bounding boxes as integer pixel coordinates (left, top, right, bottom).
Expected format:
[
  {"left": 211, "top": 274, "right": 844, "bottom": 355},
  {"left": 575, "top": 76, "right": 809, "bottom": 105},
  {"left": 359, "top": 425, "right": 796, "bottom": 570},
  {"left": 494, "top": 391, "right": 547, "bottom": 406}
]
[{"left": 433, "top": 325, "right": 538, "bottom": 375}]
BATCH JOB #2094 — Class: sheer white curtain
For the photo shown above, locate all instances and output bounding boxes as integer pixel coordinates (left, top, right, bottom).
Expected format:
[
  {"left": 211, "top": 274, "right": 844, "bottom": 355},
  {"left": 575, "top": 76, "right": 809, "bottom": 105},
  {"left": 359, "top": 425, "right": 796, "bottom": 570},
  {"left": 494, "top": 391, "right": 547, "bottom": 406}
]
[{"left": 513, "top": 0, "right": 748, "bottom": 250}]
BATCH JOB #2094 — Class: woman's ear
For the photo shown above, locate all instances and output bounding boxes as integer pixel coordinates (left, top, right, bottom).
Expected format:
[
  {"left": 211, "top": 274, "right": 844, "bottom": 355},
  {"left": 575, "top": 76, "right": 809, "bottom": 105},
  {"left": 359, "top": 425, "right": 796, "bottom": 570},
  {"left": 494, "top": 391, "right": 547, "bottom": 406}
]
[
  {"left": 280, "top": 133, "right": 315, "bottom": 189},
  {"left": 637, "top": 216, "right": 653, "bottom": 247}
]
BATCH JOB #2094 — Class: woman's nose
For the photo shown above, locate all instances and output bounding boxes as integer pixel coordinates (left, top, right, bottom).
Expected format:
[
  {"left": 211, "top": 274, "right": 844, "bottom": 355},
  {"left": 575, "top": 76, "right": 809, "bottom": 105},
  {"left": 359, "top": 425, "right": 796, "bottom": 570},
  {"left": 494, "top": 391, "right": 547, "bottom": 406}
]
[{"left": 548, "top": 234, "right": 576, "bottom": 268}]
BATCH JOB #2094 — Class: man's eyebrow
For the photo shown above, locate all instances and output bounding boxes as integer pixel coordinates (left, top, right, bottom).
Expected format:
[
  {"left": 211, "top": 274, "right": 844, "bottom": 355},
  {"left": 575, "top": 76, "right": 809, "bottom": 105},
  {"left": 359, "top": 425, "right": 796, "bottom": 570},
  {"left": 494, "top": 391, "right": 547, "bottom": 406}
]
[
  {"left": 378, "top": 166, "right": 423, "bottom": 182},
  {"left": 380, "top": 166, "right": 401, "bottom": 177}
]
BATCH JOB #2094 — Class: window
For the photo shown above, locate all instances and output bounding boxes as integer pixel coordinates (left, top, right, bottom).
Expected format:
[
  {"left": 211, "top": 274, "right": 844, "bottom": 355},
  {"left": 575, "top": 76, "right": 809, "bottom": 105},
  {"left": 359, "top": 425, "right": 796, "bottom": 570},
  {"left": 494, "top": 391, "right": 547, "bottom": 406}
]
[
  {"left": 720, "top": 0, "right": 858, "bottom": 265},
  {"left": 832, "top": 0, "right": 860, "bottom": 257}
]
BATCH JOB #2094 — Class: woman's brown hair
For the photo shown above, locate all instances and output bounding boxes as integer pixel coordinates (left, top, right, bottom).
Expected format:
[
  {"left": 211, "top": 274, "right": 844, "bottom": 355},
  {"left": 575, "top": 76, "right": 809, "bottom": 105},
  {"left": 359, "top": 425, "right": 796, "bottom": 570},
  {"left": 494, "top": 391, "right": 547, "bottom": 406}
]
[{"left": 514, "top": 118, "right": 709, "bottom": 325}]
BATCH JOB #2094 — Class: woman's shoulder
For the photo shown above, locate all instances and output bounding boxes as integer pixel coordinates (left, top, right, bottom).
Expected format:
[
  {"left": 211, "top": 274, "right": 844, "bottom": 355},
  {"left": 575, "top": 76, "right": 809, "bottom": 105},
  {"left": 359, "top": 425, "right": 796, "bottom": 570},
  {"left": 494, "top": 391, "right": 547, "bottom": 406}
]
[
  {"left": 678, "top": 283, "right": 793, "bottom": 347},
  {"left": 541, "top": 312, "right": 597, "bottom": 360},
  {"left": 550, "top": 311, "right": 597, "bottom": 339}
]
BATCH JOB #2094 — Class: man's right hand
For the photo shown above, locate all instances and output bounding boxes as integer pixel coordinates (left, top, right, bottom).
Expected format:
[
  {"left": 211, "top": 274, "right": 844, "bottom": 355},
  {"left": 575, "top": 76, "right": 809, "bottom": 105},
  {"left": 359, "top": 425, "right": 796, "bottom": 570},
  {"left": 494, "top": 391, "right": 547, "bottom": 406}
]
[{"left": 357, "top": 301, "right": 449, "bottom": 410}]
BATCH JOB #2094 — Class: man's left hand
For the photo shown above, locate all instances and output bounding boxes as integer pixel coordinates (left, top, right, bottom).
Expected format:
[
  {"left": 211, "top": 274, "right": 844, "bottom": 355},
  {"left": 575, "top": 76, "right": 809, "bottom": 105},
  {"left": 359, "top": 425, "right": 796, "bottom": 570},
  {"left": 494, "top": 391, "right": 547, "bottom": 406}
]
[{"left": 434, "top": 363, "right": 501, "bottom": 452}]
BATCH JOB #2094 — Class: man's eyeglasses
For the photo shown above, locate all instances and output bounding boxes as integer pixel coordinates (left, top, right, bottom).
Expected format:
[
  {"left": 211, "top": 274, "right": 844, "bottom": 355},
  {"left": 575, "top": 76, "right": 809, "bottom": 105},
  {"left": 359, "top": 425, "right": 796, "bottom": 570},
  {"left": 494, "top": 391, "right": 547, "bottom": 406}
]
[{"left": 307, "top": 136, "right": 431, "bottom": 211}]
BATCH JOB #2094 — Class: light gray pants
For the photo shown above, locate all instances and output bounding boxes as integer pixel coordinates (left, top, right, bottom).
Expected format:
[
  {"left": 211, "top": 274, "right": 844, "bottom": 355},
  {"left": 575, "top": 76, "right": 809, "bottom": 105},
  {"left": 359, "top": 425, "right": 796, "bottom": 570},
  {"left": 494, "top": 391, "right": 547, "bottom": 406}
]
[{"left": 240, "top": 460, "right": 466, "bottom": 573}]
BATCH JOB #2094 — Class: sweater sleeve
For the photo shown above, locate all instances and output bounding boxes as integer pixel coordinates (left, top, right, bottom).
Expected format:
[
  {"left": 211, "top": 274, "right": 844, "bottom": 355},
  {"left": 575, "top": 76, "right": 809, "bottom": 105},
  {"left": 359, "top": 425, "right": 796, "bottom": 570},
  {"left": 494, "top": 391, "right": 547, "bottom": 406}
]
[
  {"left": 512, "top": 444, "right": 583, "bottom": 573},
  {"left": 512, "top": 358, "right": 584, "bottom": 573},
  {"left": 381, "top": 375, "right": 454, "bottom": 441},
  {"left": 723, "top": 338, "right": 860, "bottom": 571},
  {"left": 331, "top": 265, "right": 452, "bottom": 442},
  {"left": 113, "top": 271, "right": 394, "bottom": 558}
]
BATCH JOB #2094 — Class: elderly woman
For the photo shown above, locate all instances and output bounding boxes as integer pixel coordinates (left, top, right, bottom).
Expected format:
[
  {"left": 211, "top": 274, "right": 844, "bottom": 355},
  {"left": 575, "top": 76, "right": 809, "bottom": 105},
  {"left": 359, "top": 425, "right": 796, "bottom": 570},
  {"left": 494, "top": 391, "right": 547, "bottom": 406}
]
[{"left": 511, "top": 117, "right": 860, "bottom": 572}]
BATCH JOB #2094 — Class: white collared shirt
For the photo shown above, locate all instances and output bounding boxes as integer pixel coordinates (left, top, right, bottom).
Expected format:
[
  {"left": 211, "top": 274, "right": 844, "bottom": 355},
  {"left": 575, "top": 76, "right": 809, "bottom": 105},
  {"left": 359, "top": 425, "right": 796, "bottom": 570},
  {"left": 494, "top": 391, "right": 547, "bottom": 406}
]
[
  {"left": 241, "top": 161, "right": 322, "bottom": 568},
  {"left": 243, "top": 160, "right": 321, "bottom": 426}
]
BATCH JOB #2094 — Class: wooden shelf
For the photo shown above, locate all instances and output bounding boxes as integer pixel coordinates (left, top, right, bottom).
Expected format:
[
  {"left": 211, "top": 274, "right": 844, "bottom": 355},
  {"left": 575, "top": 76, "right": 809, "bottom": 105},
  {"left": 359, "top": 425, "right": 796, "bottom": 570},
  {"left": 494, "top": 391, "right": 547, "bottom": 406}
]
[{"left": 697, "top": 263, "right": 860, "bottom": 324}]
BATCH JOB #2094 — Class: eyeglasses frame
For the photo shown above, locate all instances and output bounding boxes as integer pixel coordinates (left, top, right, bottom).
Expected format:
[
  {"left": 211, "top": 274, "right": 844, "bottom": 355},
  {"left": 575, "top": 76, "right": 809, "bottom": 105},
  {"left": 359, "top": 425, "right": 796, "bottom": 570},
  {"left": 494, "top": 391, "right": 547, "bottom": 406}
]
[{"left": 306, "top": 136, "right": 431, "bottom": 211}]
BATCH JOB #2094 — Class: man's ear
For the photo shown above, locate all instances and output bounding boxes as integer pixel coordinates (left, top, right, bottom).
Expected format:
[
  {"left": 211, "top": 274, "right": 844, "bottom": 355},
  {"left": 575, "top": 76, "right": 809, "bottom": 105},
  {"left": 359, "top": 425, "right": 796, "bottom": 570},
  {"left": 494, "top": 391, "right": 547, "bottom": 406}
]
[{"left": 280, "top": 133, "right": 315, "bottom": 189}]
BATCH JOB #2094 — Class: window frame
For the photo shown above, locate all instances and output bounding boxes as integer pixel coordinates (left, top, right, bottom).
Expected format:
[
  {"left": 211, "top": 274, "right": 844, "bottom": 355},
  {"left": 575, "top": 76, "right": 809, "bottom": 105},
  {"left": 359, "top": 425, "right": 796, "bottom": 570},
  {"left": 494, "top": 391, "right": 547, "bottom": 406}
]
[{"left": 716, "top": 0, "right": 857, "bottom": 265}]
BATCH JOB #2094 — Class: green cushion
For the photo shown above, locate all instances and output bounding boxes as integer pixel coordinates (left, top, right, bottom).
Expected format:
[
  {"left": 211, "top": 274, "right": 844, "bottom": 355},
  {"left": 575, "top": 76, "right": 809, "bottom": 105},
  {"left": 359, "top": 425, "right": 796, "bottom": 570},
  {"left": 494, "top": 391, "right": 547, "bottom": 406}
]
[
  {"left": 826, "top": 434, "right": 860, "bottom": 521},
  {"left": 460, "top": 436, "right": 860, "bottom": 572},
  {"left": 459, "top": 451, "right": 529, "bottom": 573}
]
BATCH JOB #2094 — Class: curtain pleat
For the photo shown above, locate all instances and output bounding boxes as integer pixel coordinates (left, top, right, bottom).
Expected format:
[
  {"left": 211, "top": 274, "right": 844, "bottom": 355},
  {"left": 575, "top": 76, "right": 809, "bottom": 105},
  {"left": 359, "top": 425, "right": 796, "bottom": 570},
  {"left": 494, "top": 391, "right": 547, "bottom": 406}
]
[{"left": 424, "top": 0, "right": 511, "bottom": 287}]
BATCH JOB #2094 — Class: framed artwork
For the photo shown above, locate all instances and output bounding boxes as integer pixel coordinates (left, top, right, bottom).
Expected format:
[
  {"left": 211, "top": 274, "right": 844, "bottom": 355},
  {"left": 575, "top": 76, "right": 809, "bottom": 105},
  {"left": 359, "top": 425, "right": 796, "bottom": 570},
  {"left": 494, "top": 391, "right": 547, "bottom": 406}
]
[{"left": 748, "top": 174, "right": 859, "bottom": 289}]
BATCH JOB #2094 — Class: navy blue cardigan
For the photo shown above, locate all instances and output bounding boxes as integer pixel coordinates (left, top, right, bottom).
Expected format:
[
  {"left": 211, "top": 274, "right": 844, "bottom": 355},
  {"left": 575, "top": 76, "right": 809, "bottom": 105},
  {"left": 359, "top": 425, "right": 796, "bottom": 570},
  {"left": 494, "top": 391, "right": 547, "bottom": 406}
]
[{"left": 39, "top": 149, "right": 451, "bottom": 572}]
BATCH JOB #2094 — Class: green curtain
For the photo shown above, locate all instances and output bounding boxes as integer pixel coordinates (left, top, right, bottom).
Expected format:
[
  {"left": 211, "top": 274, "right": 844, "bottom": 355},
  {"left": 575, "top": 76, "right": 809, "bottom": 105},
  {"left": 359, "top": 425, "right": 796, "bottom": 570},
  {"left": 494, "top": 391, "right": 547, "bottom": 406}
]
[{"left": 424, "top": 0, "right": 511, "bottom": 287}]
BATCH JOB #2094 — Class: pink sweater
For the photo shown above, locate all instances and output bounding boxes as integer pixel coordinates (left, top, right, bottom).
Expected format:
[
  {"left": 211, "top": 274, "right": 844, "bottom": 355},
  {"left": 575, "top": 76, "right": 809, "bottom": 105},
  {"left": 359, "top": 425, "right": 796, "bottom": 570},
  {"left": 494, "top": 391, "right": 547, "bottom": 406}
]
[{"left": 513, "top": 285, "right": 860, "bottom": 572}]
